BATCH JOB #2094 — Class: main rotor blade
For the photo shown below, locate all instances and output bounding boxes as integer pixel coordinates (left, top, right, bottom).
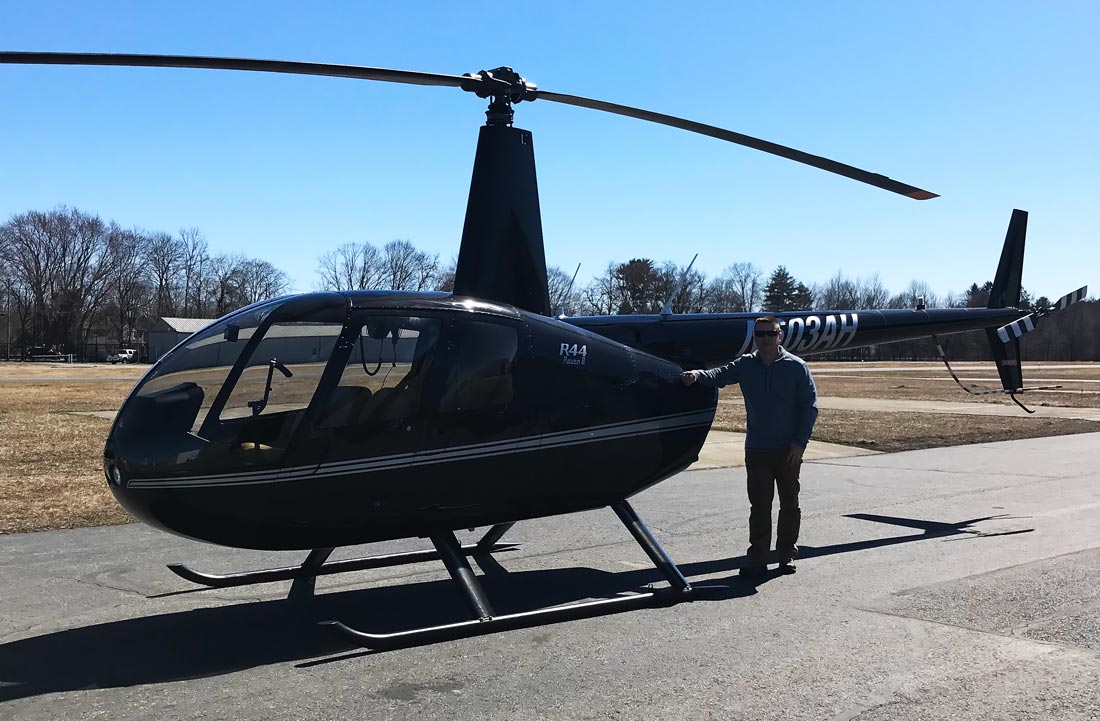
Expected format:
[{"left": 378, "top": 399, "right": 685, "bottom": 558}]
[
  {"left": 0, "top": 52, "right": 470, "bottom": 89},
  {"left": 537, "top": 90, "right": 937, "bottom": 200},
  {"left": 0, "top": 52, "right": 936, "bottom": 199}
]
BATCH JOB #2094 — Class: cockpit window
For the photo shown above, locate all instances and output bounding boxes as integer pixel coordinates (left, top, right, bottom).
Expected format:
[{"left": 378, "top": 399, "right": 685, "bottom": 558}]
[
  {"left": 439, "top": 321, "right": 518, "bottom": 413},
  {"left": 318, "top": 315, "right": 442, "bottom": 429},
  {"left": 133, "top": 299, "right": 283, "bottom": 432},
  {"left": 219, "top": 322, "right": 341, "bottom": 421}
]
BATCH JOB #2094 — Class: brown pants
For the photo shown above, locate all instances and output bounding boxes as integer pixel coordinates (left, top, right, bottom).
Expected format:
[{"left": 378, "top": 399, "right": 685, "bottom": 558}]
[{"left": 744, "top": 448, "right": 802, "bottom": 563}]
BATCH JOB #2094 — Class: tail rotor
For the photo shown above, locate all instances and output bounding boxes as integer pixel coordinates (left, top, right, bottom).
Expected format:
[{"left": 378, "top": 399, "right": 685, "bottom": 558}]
[{"left": 935, "top": 210, "right": 1087, "bottom": 412}]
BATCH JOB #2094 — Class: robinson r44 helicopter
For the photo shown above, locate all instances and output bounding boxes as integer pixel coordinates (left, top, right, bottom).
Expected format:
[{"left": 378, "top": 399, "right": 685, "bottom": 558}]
[{"left": 0, "top": 52, "right": 1086, "bottom": 649}]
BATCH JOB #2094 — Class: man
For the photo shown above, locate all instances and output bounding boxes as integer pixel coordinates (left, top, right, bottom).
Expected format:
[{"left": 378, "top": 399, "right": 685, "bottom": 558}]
[{"left": 681, "top": 316, "right": 818, "bottom": 576}]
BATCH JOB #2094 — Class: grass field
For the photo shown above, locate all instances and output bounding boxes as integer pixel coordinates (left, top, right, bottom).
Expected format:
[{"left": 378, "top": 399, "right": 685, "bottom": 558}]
[{"left": 1, "top": 360, "right": 1098, "bottom": 535}]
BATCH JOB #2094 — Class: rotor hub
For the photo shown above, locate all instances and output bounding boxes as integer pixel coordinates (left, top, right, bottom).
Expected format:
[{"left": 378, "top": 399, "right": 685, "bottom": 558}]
[{"left": 461, "top": 67, "right": 538, "bottom": 126}]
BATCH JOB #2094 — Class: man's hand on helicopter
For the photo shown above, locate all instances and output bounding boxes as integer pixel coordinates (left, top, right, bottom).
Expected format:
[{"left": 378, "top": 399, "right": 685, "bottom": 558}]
[
  {"left": 680, "top": 371, "right": 698, "bottom": 386},
  {"left": 786, "top": 443, "right": 805, "bottom": 467}
]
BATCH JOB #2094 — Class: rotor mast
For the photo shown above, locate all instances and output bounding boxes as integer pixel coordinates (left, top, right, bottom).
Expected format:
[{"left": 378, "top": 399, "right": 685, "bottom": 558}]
[{"left": 451, "top": 67, "right": 552, "bottom": 315}]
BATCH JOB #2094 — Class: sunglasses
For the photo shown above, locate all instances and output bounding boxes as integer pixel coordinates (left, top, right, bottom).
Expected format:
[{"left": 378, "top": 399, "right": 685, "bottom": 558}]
[{"left": 753, "top": 330, "right": 780, "bottom": 337}]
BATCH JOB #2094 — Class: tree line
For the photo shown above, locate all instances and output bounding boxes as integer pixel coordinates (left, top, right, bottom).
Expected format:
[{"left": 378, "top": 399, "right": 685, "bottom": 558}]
[
  {"left": 2, "top": 206, "right": 1094, "bottom": 361},
  {"left": 0, "top": 207, "right": 290, "bottom": 358}
]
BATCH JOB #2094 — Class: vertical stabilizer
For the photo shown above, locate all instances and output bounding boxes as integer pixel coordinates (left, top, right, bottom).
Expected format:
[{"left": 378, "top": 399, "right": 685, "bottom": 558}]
[
  {"left": 987, "top": 209, "right": 1027, "bottom": 309},
  {"left": 986, "top": 328, "right": 1023, "bottom": 392},
  {"left": 986, "top": 210, "right": 1028, "bottom": 396},
  {"left": 452, "top": 124, "right": 550, "bottom": 315}
]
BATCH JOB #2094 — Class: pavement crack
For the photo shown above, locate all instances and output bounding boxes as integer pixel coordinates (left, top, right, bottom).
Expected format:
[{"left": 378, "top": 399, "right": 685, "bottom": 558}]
[
  {"left": 855, "top": 605, "right": 1100, "bottom": 659},
  {"left": 71, "top": 575, "right": 148, "bottom": 600},
  {"left": 808, "top": 460, "right": 1061, "bottom": 479},
  {"left": 843, "top": 699, "right": 908, "bottom": 721},
  {"left": 1008, "top": 597, "right": 1100, "bottom": 640}
]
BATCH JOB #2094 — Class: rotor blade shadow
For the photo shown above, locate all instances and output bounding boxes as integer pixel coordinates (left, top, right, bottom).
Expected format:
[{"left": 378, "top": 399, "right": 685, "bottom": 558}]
[{"left": 794, "top": 513, "right": 1034, "bottom": 560}]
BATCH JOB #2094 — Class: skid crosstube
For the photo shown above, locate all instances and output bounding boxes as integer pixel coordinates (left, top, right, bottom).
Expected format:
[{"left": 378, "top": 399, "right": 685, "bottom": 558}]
[
  {"left": 166, "top": 523, "right": 519, "bottom": 591},
  {"left": 322, "top": 500, "right": 725, "bottom": 650}
]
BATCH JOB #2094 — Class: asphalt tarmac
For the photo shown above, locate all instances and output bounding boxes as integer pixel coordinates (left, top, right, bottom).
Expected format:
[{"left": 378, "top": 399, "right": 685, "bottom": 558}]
[{"left": 2, "top": 433, "right": 1099, "bottom": 720}]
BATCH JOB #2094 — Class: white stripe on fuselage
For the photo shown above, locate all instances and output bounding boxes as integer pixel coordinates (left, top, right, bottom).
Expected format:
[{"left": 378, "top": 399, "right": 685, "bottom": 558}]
[{"left": 126, "top": 409, "right": 716, "bottom": 489}]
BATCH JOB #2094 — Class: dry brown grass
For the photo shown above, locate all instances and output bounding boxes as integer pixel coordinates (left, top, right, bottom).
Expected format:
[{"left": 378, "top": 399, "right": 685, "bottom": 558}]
[
  {"left": 0, "top": 390, "right": 134, "bottom": 534},
  {"left": 1, "top": 361, "right": 1098, "bottom": 535},
  {"left": 712, "top": 401, "right": 1100, "bottom": 454},
  {"left": 0, "top": 362, "right": 147, "bottom": 381},
  {"left": 811, "top": 368, "right": 1100, "bottom": 408}
]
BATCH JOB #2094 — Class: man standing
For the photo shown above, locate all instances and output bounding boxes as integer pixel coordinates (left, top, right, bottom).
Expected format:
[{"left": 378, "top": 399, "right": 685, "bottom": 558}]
[{"left": 681, "top": 316, "right": 818, "bottom": 576}]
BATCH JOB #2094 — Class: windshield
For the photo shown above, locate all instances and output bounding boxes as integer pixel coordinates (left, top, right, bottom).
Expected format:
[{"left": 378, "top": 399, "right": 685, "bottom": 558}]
[
  {"left": 112, "top": 294, "right": 347, "bottom": 474},
  {"left": 133, "top": 298, "right": 284, "bottom": 433}
]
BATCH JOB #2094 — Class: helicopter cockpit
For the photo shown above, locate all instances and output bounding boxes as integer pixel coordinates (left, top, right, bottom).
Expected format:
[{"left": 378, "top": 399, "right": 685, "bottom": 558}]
[{"left": 106, "top": 293, "right": 464, "bottom": 484}]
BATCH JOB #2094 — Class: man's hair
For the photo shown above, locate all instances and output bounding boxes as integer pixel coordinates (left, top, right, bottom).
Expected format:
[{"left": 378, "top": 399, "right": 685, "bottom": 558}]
[{"left": 754, "top": 315, "right": 781, "bottom": 328}]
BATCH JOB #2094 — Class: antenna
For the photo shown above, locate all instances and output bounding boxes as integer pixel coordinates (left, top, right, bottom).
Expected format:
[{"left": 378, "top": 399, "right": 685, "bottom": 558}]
[
  {"left": 660, "top": 254, "right": 698, "bottom": 316},
  {"left": 555, "top": 263, "right": 582, "bottom": 317}
]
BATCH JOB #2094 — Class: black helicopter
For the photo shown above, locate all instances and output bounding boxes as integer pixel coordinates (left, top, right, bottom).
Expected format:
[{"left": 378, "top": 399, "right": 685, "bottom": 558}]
[{"left": 0, "top": 52, "right": 1084, "bottom": 649}]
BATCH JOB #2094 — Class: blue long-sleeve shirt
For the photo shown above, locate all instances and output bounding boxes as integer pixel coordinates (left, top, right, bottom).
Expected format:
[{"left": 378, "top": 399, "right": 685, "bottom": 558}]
[{"left": 693, "top": 348, "right": 818, "bottom": 451}]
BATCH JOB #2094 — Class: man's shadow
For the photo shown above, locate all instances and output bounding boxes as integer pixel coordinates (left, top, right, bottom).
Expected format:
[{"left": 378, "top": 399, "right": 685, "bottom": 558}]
[{"left": 0, "top": 512, "right": 1029, "bottom": 700}]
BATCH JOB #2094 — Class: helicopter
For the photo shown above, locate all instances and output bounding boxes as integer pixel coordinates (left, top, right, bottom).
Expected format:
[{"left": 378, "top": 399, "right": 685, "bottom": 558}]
[{"left": 0, "top": 52, "right": 1085, "bottom": 650}]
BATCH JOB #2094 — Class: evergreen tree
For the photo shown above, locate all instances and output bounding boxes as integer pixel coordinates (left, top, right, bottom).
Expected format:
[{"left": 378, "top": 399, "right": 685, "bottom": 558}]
[
  {"left": 791, "top": 281, "right": 813, "bottom": 309},
  {"left": 762, "top": 266, "right": 812, "bottom": 311}
]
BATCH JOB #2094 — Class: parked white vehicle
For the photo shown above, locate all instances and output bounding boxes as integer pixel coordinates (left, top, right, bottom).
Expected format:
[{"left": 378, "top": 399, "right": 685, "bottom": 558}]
[{"left": 108, "top": 348, "right": 138, "bottom": 364}]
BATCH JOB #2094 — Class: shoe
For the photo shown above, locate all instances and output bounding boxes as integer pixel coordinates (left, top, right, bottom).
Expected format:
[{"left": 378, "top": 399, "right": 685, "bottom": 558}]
[
  {"left": 777, "top": 559, "right": 797, "bottom": 574},
  {"left": 739, "top": 563, "right": 767, "bottom": 578}
]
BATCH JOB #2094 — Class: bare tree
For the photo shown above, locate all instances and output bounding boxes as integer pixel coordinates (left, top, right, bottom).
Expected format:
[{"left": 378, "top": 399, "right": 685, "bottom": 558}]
[
  {"left": 411, "top": 251, "right": 439, "bottom": 291},
  {"left": 548, "top": 265, "right": 580, "bottom": 315},
  {"left": 237, "top": 258, "right": 291, "bottom": 305},
  {"left": 707, "top": 262, "right": 763, "bottom": 312},
  {"left": 207, "top": 253, "right": 245, "bottom": 317},
  {"left": 383, "top": 239, "right": 438, "bottom": 291},
  {"left": 104, "top": 226, "right": 148, "bottom": 347},
  {"left": 818, "top": 270, "right": 860, "bottom": 310},
  {"left": 0, "top": 207, "right": 117, "bottom": 353},
  {"left": 316, "top": 241, "right": 385, "bottom": 291},
  {"left": 178, "top": 227, "right": 208, "bottom": 316},
  {"left": 0, "top": 209, "right": 57, "bottom": 348},
  {"left": 434, "top": 256, "right": 457, "bottom": 292},
  {"left": 857, "top": 273, "right": 890, "bottom": 309},
  {"left": 580, "top": 262, "right": 624, "bottom": 315},
  {"left": 661, "top": 260, "right": 708, "bottom": 314},
  {"left": 888, "top": 280, "right": 942, "bottom": 309},
  {"left": 728, "top": 262, "right": 764, "bottom": 311},
  {"left": 145, "top": 231, "right": 183, "bottom": 318}
]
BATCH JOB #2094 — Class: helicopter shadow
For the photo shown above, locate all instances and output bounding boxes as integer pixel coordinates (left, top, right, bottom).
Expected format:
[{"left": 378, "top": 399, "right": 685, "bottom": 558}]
[
  {"left": 0, "top": 512, "right": 1030, "bottom": 700},
  {"left": 0, "top": 564, "right": 747, "bottom": 702}
]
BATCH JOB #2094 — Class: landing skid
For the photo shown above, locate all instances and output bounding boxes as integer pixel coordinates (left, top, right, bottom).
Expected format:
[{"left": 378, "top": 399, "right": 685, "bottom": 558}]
[
  {"left": 322, "top": 500, "right": 725, "bottom": 650},
  {"left": 167, "top": 522, "right": 520, "bottom": 597}
]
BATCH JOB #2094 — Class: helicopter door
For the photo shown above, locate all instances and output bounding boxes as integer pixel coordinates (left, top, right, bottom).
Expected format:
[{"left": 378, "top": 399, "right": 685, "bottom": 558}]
[
  {"left": 423, "top": 315, "right": 529, "bottom": 450},
  {"left": 312, "top": 314, "right": 443, "bottom": 465}
]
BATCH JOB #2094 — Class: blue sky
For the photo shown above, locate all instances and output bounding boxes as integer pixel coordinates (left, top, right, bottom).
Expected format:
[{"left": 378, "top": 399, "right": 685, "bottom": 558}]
[{"left": 1, "top": 2, "right": 1096, "bottom": 302}]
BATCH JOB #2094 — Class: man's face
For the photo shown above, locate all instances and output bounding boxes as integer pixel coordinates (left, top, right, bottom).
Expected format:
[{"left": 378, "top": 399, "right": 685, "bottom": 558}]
[{"left": 753, "top": 322, "right": 782, "bottom": 349}]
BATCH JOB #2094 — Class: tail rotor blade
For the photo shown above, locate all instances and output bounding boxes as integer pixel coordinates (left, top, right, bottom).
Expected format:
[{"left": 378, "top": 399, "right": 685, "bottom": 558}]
[
  {"left": 1054, "top": 286, "right": 1087, "bottom": 312},
  {"left": 996, "top": 315, "right": 1038, "bottom": 343}
]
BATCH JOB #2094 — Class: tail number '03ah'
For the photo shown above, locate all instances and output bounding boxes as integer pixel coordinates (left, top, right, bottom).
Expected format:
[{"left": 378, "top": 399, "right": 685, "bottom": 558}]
[{"left": 783, "top": 313, "right": 859, "bottom": 353}]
